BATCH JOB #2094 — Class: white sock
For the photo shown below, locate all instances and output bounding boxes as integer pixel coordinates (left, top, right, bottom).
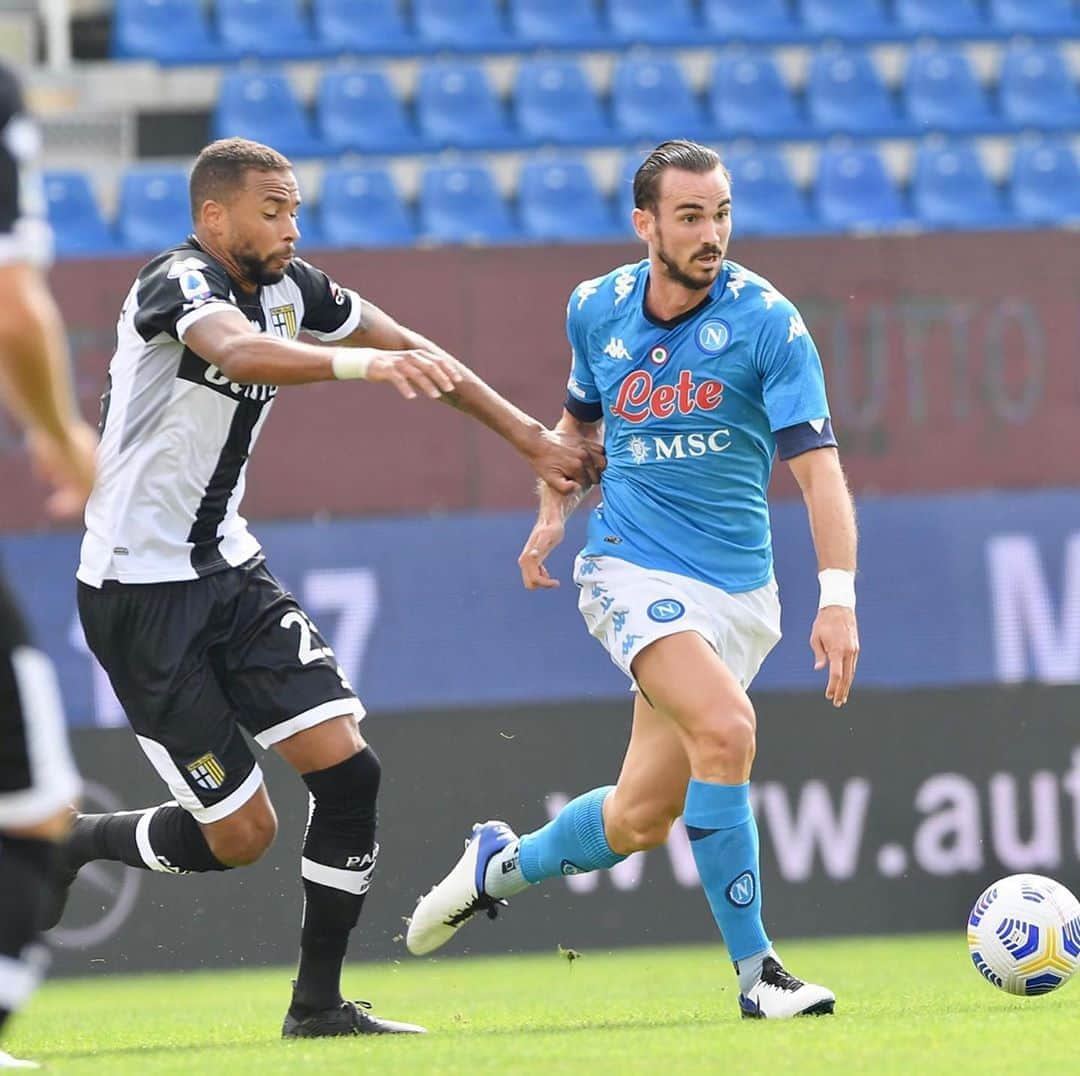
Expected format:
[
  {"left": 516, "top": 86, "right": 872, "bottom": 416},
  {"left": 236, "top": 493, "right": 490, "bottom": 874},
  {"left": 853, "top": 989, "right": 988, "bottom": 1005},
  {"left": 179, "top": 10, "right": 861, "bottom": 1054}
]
[
  {"left": 483, "top": 839, "right": 531, "bottom": 899},
  {"left": 735, "top": 947, "right": 780, "bottom": 993}
]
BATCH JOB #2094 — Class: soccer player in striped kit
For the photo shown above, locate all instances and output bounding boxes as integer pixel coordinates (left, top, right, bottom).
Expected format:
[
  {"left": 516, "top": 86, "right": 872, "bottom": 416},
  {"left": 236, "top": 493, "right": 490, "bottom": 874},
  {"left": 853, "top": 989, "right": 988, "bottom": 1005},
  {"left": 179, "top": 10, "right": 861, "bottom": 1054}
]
[{"left": 52, "top": 138, "right": 605, "bottom": 1038}]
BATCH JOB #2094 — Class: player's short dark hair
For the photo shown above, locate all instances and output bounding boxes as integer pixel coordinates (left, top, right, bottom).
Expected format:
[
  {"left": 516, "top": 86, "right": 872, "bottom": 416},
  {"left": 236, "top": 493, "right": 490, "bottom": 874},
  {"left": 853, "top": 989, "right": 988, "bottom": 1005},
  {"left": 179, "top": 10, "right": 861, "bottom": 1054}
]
[
  {"left": 633, "top": 140, "right": 728, "bottom": 211},
  {"left": 189, "top": 138, "right": 293, "bottom": 221}
]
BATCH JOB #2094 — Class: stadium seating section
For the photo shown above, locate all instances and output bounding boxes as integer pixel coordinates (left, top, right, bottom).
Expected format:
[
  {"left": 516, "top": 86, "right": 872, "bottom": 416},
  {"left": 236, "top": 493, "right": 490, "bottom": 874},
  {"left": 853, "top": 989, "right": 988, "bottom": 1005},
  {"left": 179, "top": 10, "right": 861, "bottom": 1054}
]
[{"left": 50, "top": 1, "right": 1080, "bottom": 254}]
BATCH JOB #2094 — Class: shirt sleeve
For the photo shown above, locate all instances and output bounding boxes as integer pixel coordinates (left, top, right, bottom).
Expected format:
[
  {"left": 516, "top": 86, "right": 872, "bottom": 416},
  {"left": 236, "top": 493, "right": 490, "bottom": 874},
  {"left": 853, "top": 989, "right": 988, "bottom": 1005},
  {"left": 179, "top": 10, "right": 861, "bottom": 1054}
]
[
  {"left": 563, "top": 285, "right": 603, "bottom": 423},
  {"left": 755, "top": 294, "right": 831, "bottom": 433},
  {"left": 288, "top": 257, "right": 363, "bottom": 341},
  {"left": 0, "top": 63, "right": 52, "bottom": 268},
  {"left": 133, "top": 253, "right": 237, "bottom": 343}
]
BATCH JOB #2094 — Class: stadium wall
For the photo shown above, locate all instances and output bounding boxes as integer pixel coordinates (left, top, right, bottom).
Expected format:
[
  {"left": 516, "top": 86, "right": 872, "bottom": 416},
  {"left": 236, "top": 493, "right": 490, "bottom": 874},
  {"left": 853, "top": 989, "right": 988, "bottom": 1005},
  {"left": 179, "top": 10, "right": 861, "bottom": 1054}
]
[
  {"left": 50, "top": 685, "right": 1080, "bottom": 976},
  {"left": 4, "top": 487, "right": 1080, "bottom": 728},
  {"left": 1, "top": 229, "right": 1076, "bottom": 531}
]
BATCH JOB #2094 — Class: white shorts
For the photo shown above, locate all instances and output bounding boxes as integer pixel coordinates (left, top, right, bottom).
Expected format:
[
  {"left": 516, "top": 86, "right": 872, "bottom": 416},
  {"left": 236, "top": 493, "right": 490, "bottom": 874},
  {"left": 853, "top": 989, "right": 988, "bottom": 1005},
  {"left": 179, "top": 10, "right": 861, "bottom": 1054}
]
[{"left": 573, "top": 555, "right": 782, "bottom": 691}]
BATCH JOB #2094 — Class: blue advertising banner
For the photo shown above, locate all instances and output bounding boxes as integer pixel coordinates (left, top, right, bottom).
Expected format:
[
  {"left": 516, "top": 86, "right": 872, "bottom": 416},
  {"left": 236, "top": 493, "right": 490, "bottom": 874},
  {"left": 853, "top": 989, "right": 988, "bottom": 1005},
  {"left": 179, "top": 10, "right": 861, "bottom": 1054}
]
[{"left": 2, "top": 487, "right": 1077, "bottom": 727}]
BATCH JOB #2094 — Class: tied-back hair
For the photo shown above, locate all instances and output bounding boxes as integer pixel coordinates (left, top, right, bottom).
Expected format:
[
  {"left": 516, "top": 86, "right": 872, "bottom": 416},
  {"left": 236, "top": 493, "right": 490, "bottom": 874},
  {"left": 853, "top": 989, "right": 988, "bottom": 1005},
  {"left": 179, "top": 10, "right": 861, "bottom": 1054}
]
[
  {"left": 633, "top": 140, "right": 728, "bottom": 210},
  {"left": 189, "top": 138, "right": 292, "bottom": 220}
]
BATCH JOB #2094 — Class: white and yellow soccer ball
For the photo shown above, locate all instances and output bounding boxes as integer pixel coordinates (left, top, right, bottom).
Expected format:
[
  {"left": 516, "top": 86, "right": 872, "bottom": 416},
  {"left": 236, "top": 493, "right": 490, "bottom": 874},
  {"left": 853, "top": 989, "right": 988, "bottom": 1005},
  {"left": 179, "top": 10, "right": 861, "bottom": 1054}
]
[{"left": 967, "top": 874, "right": 1080, "bottom": 996}]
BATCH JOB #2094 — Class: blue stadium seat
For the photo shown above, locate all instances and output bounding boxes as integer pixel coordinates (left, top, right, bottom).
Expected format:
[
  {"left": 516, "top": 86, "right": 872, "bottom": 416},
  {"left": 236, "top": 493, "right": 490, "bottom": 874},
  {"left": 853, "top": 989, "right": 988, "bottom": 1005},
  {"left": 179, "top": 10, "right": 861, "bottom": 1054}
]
[
  {"left": 814, "top": 147, "right": 907, "bottom": 231},
  {"left": 726, "top": 148, "right": 821, "bottom": 235},
  {"left": 213, "top": 71, "right": 325, "bottom": 159},
  {"left": 904, "top": 45, "right": 1003, "bottom": 134},
  {"left": 895, "top": 0, "right": 987, "bottom": 36},
  {"left": 609, "top": 0, "right": 701, "bottom": 46},
  {"left": 312, "top": 0, "right": 422, "bottom": 56},
  {"left": 419, "top": 164, "right": 520, "bottom": 244},
  {"left": 519, "top": 159, "right": 620, "bottom": 242},
  {"left": 702, "top": 0, "right": 803, "bottom": 43},
  {"left": 514, "top": 59, "right": 614, "bottom": 146},
  {"left": 216, "top": 0, "right": 332, "bottom": 60},
  {"left": 117, "top": 168, "right": 191, "bottom": 253},
  {"left": 807, "top": 47, "right": 905, "bottom": 135},
  {"left": 611, "top": 58, "right": 715, "bottom": 143},
  {"left": 999, "top": 42, "right": 1080, "bottom": 130},
  {"left": 417, "top": 62, "right": 527, "bottom": 150},
  {"left": 316, "top": 68, "right": 428, "bottom": 154},
  {"left": 911, "top": 143, "right": 1014, "bottom": 230},
  {"left": 413, "top": 0, "right": 518, "bottom": 53},
  {"left": 800, "top": 0, "right": 895, "bottom": 39},
  {"left": 1010, "top": 140, "right": 1080, "bottom": 225},
  {"left": 709, "top": 53, "right": 802, "bottom": 138},
  {"left": 43, "top": 172, "right": 118, "bottom": 257},
  {"left": 989, "top": 0, "right": 1080, "bottom": 35},
  {"left": 320, "top": 166, "right": 417, "bottom": 248},
  {"left": 509, "top": 0, "right": 609, "bottom": 49},
  {"left": 112, "top": 0, "right": 237, "bottom": 64}
]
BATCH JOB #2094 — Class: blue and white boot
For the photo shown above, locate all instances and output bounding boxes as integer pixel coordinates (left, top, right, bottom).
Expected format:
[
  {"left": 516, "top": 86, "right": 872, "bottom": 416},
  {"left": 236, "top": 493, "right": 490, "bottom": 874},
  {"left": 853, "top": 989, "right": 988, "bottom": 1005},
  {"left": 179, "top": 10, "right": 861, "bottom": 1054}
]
[
  {"left": 738, "top": 957, "right": 835, "bottom": 1018},
  {"left": 406, "top": 821, "right": 517, "bottom": 956}
]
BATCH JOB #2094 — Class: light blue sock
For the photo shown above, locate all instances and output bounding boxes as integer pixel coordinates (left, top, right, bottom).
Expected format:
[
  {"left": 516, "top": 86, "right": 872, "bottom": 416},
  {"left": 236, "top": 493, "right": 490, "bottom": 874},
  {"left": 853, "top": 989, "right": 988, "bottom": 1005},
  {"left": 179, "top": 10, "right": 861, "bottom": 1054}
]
[
  {"left": 517, "top": 786, "right": 626, "bottom": 884},
  {"left": 684, "top": 779, "right": 770, "bottom": 974}
]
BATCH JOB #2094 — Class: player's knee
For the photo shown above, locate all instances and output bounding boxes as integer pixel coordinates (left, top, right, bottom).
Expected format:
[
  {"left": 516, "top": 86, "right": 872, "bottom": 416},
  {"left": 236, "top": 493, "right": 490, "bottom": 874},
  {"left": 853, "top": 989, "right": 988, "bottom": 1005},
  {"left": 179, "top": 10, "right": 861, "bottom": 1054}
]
[
  {"left": 305, "top": 746, "right": 381, "bottom": 830},
  {"left": 206, "top": 807, "right": 278, "bottom": 867},
  {"left": 696, "top": 702, "right": 757, "bottom": 774}
]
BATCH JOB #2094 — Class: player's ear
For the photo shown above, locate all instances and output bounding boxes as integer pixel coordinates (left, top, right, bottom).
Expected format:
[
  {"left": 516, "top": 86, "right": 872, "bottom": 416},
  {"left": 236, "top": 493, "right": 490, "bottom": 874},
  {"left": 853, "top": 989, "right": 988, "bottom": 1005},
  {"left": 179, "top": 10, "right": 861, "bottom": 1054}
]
[
  {"left": 631, "top": 206, "right": 652, "bottom": 243},
  {"left": 199, "top": 199, "right": 224, "bottom": 235}
]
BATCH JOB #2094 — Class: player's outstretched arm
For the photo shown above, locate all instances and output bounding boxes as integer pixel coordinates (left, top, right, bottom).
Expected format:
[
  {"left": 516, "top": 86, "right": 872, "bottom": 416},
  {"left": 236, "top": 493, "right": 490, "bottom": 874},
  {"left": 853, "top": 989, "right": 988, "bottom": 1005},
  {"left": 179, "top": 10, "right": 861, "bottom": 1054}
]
[
  {"left": 182, "top": 306, "right": 459, "bottom": 397},
  {"left": 787, "top": 445, "right": 860, "bottom": 708},
  {"left": 339, "top": 300, "right": 606, "bottom": 494},
  {"left": 0, "top": 263, "right": 97, "bottom": 519},
  {"left": 518, "top": 410, "right": 603, "bottom": 590}
]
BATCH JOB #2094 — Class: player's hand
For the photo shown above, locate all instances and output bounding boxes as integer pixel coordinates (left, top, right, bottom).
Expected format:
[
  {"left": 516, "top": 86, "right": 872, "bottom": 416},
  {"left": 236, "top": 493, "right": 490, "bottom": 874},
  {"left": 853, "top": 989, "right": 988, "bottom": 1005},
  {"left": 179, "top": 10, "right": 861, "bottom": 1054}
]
[
  {"left": 364, "top": 348, "right": 463, "bottom": 400},
  {"left": 810, "top": 606, "right": 859, "bottom": 708},
  {"left": 518, "top": 517, "right": 566, "bottom": 590},
  {"left": 28, "top": 420, "right": 98, "bottom": 521},
  {"left": 525, "top": 428, "right": 606, "bottom": 495}
]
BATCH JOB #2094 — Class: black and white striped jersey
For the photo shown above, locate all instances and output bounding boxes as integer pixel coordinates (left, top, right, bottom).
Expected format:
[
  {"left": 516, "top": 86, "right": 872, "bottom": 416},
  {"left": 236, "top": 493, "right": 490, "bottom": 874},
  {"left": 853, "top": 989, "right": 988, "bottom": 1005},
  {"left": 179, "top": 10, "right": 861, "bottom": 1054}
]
[
  {"left": 0, "top": 61, "right": 51, "bottom": 268},
  {"left": 77, "top": 237, "right": 362, "bottom": 587}
]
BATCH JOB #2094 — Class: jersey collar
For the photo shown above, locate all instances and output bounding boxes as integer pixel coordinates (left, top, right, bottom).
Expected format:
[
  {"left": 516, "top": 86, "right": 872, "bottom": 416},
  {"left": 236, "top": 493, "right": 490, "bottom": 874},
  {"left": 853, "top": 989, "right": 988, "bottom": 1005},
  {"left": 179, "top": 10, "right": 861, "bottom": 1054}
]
[{"left": 641, "top": 262, "right": 729, "bottom": 331}]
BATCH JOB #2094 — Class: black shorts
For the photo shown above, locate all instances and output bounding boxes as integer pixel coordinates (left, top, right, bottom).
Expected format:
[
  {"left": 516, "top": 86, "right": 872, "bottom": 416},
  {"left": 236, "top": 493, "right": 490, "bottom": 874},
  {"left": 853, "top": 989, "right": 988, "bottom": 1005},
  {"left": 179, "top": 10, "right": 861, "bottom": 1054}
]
[
  {"left": 0, "top": 573, "right": 80, "bottom": 828},
  {"left": 77, "top": 557, "right": 363, "bottom": 823}
]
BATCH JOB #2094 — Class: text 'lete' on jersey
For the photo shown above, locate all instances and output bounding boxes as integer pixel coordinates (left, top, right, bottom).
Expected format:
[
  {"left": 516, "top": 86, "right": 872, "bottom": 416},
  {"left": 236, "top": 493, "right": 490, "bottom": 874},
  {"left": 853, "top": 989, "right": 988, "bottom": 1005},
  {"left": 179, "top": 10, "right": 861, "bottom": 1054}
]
[
  {"left": 78, "top": 238, "right": 362, "bottom": 587},
  {"left": 564, "top": 259, "right": 834, "bottom": 592}
]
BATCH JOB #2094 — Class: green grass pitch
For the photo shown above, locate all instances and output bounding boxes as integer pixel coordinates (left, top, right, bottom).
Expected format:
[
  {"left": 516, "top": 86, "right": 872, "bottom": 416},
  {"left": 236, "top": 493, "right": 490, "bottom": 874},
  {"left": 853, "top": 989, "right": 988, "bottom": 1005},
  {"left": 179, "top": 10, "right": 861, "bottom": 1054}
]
[{"left": 8, "top": 934, "right": 1078, "bottom": 1074}]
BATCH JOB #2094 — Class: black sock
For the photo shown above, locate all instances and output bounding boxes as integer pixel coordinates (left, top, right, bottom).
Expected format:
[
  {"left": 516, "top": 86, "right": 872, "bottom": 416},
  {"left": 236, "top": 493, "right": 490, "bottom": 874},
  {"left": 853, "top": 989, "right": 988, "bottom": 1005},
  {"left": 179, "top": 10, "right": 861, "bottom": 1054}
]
[
  {"left": 67, "top": 804, "right": 229, "bottom": 874},
  {"left": 0, "top": 835, "right": 56, "bottom": 1034},
  {"left": 291, "top": 747, "right": 381, "bottom": 1015}
]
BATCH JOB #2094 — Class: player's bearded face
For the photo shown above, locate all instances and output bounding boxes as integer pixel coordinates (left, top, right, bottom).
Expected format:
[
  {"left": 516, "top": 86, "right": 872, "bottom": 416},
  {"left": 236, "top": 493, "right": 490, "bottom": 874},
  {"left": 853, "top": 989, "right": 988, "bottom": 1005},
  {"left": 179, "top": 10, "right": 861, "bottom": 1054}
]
[
  {"left": 226, "top": 170, "right": 300, "bottom": 286},
  {"left": 649, "top": 167, "right": 732, "bottom": 292}
]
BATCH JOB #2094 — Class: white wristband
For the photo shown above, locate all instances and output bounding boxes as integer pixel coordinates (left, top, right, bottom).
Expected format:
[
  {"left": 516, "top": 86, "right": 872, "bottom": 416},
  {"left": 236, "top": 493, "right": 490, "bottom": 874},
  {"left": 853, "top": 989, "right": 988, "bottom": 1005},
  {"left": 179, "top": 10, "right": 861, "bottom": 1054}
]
[
  {"left": 331, "top": 349, "right": 372, "bottom": 380},
  {"left": 818, "top": 569, "right": 856, "bottom": 610}
]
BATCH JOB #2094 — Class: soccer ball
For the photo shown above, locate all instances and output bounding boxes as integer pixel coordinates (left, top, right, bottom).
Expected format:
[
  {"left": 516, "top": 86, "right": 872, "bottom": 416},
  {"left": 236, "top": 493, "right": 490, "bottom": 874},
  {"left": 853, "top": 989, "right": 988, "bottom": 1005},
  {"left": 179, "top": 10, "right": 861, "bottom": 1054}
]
[{"left": 967, "top": 873, "right": 1080, "bottom": 996}]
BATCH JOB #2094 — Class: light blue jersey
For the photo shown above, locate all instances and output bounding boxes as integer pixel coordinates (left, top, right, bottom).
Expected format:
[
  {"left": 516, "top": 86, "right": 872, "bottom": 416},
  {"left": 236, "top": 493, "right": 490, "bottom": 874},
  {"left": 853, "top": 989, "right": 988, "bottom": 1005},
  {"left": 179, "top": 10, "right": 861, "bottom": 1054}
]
[{"left": 564, "top": 258, "right": 833, "bottom": 593}]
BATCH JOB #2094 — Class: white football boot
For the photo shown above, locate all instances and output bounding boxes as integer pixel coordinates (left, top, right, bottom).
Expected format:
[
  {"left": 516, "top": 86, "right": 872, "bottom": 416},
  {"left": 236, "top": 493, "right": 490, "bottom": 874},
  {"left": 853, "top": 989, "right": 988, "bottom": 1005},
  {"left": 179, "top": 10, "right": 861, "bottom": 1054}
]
[
  {"left": 0, "top": 1049, "right": 38, "bottom": 1069},
  {"left": 406, "top": 821, "right": 516, "bottom": 956},
  {"left": 738, "top": 957, "right": 835, "bottom": 1018}
]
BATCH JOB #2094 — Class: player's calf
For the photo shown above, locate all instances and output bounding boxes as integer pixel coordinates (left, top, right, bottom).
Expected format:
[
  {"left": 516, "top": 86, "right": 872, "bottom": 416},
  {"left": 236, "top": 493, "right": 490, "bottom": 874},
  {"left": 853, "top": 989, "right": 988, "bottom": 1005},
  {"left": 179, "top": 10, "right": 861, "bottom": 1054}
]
[{"left": 288, "top": 745, "right": 382, "bottom": 1020}]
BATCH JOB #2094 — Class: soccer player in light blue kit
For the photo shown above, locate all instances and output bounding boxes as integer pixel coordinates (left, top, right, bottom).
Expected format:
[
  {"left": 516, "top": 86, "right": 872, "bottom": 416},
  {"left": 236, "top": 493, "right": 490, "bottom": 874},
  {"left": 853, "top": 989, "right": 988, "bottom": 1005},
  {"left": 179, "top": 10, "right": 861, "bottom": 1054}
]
[{"left": 407, "top": 141, "right": 860, "bottom": 1019}]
